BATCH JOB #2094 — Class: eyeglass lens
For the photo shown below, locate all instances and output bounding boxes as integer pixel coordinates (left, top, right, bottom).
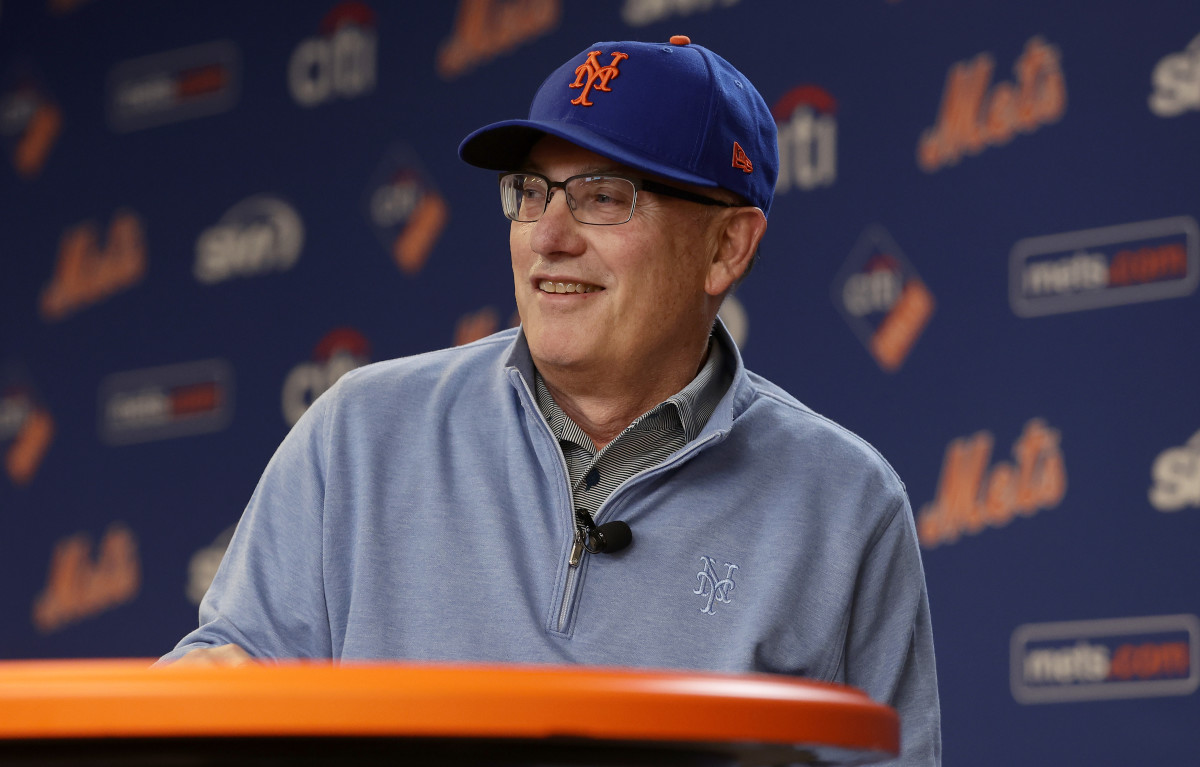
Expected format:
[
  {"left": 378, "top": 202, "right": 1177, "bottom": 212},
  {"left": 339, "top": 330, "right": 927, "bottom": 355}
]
[{"left": 501, "top": 174, "right": 637, "bottom": 225}]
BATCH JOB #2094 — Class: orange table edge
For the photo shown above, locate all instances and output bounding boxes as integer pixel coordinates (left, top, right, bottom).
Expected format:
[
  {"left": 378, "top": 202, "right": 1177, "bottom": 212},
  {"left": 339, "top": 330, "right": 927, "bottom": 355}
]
[{"left": 0, "top": 660, "right": 898, "bottom": 760}]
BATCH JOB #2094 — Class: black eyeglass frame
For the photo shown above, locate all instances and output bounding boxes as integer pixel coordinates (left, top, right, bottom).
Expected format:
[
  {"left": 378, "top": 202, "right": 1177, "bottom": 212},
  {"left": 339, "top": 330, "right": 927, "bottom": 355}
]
[{"left": 498, "top": 171, "right": 737, "bottom": 226}]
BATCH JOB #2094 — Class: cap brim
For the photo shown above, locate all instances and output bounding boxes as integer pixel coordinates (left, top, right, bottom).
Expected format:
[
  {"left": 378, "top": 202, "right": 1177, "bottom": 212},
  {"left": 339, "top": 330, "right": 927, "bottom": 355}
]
[{"left": 458, "top": 119, "right": 718, "bottom": 189}]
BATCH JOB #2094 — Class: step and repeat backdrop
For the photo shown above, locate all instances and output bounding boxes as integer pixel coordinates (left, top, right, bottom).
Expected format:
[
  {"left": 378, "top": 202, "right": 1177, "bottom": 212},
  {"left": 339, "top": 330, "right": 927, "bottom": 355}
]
[{"left": 2, "top": 0, "right": 1198, "bottom": 763}]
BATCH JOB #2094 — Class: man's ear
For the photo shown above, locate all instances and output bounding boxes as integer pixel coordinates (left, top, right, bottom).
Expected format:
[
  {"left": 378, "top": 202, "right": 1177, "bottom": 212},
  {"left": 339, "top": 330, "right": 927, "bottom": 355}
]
[{"left": 705, "top": 207, "right": 767, "bottom": 297}]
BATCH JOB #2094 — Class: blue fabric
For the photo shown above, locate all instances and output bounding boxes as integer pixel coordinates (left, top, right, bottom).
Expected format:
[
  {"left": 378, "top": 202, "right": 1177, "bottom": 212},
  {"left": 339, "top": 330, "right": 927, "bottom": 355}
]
[
  {"left": 164, "top": 324, "right": 940, "bottom": 766},
  {"left": 458, "top": 39, "right": 779, "bottom": 216}
]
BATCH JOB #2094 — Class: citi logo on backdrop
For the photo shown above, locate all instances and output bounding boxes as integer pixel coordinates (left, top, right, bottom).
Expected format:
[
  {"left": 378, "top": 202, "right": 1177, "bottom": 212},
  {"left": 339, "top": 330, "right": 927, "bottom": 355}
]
[
  {"left": 364, "top": 144, "right": 448, "bottom": 275},
  {"left": 772, "top": 85, "right": 837, "bottom": 193},
  {"left": 289, "top": 1, "right": 378, "bottom": 107},
  {"left": 918, "top": 36, "right": 1066, "bottom": 172},
  {"left": 0, "top": 71, "right": 62, "bottom": 177},
  {"left": 98, "top": 359, "right": 234, "bottom": 445},
  {"left": 106, "top": 40, "right": 240, "bottom": 132},
  {"left": 282, "top": 328, "right": 370, "bottom": 426},
  {"left": 833, "top": 225, "right": 935, "bottom": 372},
  {"left": 194, "top": 195, "right": 305, "bottom": 284},
  {"left": 0, "top": 383, "right": 53, "bottom": 486},
  {"left": 1011, "top": 614, "right": 1199, "bottom": 703},
  {"left": 1009, "top": 216, "right": 1198, "bottom": 317}
]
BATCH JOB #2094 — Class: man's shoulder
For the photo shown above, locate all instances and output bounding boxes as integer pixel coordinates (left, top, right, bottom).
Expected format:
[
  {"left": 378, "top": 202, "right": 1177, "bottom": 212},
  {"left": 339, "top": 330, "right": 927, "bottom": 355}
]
[
  {"left": 336, "top": 328, "right": 519, "bottom": 393},
  {"left": 733, "top": 368, "right": 904, "bottom": 489}
]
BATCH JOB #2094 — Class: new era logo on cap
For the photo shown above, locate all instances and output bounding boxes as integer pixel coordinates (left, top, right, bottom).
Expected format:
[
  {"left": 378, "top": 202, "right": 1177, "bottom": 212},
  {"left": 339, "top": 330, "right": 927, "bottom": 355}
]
[{"left": 732, "top": 141, "right": 753, "bottom": 173}]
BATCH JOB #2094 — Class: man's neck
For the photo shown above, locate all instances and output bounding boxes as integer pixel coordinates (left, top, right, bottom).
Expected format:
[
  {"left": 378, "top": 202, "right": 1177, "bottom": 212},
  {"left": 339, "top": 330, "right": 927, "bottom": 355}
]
[{"left": 537, "top": 342, "right": 711, "bottom": 451}]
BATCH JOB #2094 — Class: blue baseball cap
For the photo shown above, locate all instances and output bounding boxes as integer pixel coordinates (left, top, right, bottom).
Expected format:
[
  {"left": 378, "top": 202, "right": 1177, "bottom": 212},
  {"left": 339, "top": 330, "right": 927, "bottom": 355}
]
[{"left": 459, "top": 36, "right": 778, "bottom": 217}]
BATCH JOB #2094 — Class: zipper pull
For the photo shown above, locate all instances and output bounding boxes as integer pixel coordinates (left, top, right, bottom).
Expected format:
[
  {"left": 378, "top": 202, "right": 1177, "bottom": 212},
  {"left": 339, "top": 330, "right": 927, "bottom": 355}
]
[{"left": 569, "top": 530, "right": 585, "bottom": 567}]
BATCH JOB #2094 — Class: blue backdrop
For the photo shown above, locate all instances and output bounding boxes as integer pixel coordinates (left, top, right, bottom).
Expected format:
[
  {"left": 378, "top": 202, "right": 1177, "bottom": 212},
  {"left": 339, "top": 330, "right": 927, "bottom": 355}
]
[{"left": 2, "top": 1, "right": 1199, "bottom": 764}]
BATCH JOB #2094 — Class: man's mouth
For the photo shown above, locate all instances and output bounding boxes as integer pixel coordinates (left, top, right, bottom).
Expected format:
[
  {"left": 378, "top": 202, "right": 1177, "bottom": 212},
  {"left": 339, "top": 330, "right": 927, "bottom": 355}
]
[{"left": 538, "top": 280, "right": 603, "bottom": 294}]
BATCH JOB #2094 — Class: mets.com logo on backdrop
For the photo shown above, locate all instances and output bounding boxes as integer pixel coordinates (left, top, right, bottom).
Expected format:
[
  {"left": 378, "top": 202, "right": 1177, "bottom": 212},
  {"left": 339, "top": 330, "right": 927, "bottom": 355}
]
[
  {"left": 833, "top": 225, "right": 935, "bottom": 372},
  {"left": 1010, "top": 216, "right": 1198, "bottom": 317},
  {"left": 106, "top": 40, "right": 240, "bottom": 132},
  {"left": 98, "top": 360, "right": 233, "bottom": 445},
  {"left": 1012, "top": 614, "right": 1199, "bottom": 703}
]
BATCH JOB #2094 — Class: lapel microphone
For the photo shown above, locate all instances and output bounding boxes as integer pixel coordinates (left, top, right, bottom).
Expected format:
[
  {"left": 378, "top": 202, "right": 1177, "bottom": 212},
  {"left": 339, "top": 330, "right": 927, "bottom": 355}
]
[{"left": 575, "top": 508, "right": 633, "bottom": 554}]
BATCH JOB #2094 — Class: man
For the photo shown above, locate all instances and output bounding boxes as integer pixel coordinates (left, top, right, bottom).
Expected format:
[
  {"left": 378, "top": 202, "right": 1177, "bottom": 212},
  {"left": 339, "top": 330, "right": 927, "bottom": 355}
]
[{"left": 164, "top": 37, "right": 940, "bottom": 765}]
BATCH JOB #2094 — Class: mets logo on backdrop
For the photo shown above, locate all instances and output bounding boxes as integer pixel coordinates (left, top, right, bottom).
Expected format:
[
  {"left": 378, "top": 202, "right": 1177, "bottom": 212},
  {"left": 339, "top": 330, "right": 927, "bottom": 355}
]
[
  {"left": 194, "top": 195, "right": 305, "bottom": 284},
  {"left": 282, "top": 328, "right": 370, "bottom": 426},
  {"left": 106, "top": 40, "right": 239, "bottom": 132},
  {"left": 0, "top": 365, "right": 54, "bottom": 486},
  {"left": 40, "top": 210, "right": 147, "bottom": 322},
  {"left": 32, "top": 523, "right": 141, "bottom": 634},
  {"left": 437, "top": 0, "right": 560, "bottom": 80},
  {"left": 1011, "top": 614, "right": 1199, "bottom": 703},
  {"left": 918, "top": 36, "right": 1066, "bottom": 172},
  {"left": 98, "top": 359, "right": 234, "bottom": 446},
  {"left": 289, "top": 2, "right": 377, "bottom": 108},
  {"left": 1010, "top": 216, "right": 1198, "bottom": 317},
  {"left": 570, "top": 50, "right": 628, "bottom": 107},
  {"left": 772, "top": 85, "right": 836, "bottom": 193},
  {"left": 364, "top": 143, "right": 448, "bottom": 275},
  {"left": 918, "top": 418, "right": 1066, "bottom": 549},
  {"left": 833, "top": 225, "right": 934, "bottom": 372},
  {"left": 0, "top": 66, "right": 62, "bottom": 178}
]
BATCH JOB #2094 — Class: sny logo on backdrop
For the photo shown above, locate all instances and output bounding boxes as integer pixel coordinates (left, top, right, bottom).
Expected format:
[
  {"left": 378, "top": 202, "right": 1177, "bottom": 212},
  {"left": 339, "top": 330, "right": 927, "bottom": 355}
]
[
  {"left": 106, "top": 40, "right": 239, "bottom": 132},
  {"left": 40, "top": 210, "right": 146, "bottom": 322},
  {"left": 437, "top": 0, "right": 559, "bottom": 80},
  {"left": 918, "top": 36, "right": 1066, "bottom": 172},
  {"left": 195, "top": 195, "right": 305, "bottom": 284},
  {"left": 0, "top": 380, "right": 53, "bottom": 486},
  {"left": 1150, "top": 429, "right": 1200, "bottom": 512},
  {"left": 1149, "top": 33, "right": 1200, "bottom": 117},
  {"left": 0, "top": 68, "right": 62, "bottom": 177},
  {"left": 32, "top": 523, "right": 140, "bottom": 634},
  {"left": 364, "top": 144, "right": 448, "bottom": 275},
  {"left": 98, "top": 359, "right": 233, "bottom": 446},
  {"left": 772, "top": 85, "right": 836, "bottom": 193},
  {"left": 622, "top": 0, "right": 741, "bottom": 27},
  {"left": 290, "top": 2, "right": 377, "bottom": 107},
  {"left": 1010, "top": 216, "right": 1198, "bottom": 317},
  {"left": 1011, "top": 614, "right": 1199, "bottom": 704},
  {"left": 282, "top": 328, "right": 370, "bottom": 426},
  {"left": 918, "top": 418, "right": 1066, "bottom": 549},
  {"left": 833, "top": 225, "right": 934, "bottom": 372}
]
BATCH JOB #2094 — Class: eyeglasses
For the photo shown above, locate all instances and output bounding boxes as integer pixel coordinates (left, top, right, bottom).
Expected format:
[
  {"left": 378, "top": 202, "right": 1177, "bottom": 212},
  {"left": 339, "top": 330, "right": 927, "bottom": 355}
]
[{"left": 498, "top": 172, "right": 735, "bottom": 226}]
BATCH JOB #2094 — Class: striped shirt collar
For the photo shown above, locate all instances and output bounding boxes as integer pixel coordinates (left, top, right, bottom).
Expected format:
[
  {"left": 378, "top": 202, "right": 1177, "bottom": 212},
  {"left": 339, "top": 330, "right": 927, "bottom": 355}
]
[{"left": 534, "top": 337, "right": 728, "bottom": 449}]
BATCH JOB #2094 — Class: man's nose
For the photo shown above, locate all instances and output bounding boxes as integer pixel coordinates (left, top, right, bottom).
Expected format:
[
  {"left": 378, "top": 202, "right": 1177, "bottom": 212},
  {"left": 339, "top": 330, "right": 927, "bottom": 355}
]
[{"left": 529, "top": 190, "right": 584, "bottom": 257}]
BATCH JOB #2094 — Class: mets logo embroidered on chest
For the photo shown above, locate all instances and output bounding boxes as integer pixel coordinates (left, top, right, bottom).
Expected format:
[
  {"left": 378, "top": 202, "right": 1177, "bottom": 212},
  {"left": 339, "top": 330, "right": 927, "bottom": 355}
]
[
  {"left": 693, "top": 556, "right": 738, "bottom": 615},
  {"left": 570, "top": 50, "right": 629, "bottom": 107}
]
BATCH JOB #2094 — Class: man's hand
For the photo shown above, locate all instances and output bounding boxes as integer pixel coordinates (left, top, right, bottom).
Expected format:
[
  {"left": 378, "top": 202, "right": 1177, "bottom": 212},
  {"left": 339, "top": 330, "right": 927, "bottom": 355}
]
[{"left": 171, "top": 643, "right": 254, "bottom": 666}]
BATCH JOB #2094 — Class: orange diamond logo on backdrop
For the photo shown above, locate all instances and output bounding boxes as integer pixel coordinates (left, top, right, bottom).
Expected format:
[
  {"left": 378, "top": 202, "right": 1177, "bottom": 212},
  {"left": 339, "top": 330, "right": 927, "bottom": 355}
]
[
  {"left": 732, "top": 141, "right": 753, "bottom": 173},
  {"left": 569, "top": 50, "right": 628, "bottom": 106}
]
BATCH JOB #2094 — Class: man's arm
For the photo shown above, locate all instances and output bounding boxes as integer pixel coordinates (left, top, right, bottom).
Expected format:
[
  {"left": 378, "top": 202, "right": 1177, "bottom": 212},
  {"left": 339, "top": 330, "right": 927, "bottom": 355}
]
[
  {"left": 843, "top": 494, "right": 942, "bottom": 767},
  {"left": 159, "top": 383, "right": 336, "bottom": 663}
]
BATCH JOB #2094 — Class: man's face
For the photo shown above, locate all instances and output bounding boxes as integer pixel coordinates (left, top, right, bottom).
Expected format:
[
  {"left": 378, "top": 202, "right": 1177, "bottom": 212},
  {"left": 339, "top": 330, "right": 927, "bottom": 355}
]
[{"left": 510, "top": 136, "right": 724, "bottom": 382}]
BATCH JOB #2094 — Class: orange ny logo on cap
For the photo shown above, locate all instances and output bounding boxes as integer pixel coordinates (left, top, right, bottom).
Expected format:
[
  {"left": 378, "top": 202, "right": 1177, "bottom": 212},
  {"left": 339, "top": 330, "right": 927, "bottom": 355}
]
[
  {"left": 570, "top": 50, "right": 629, "bottom": 107},
  {"left": 732, "top": 141, "right": 753, "bottom": 173}
]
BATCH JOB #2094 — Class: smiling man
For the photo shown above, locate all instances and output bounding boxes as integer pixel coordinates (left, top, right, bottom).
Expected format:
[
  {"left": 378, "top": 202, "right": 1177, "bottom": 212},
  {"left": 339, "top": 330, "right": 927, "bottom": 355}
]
[{"left": 163, "top": 37, "right": 940, "bottom": 767}]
